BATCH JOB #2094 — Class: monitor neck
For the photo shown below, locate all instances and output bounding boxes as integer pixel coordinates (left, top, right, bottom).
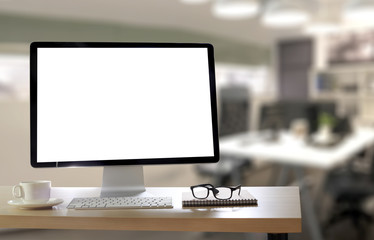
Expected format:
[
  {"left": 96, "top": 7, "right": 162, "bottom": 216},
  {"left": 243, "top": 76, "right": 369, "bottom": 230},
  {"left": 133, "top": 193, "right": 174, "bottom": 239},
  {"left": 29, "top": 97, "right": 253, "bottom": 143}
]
[{"left": 101, "top": 165, "right": 145, "bottom": 197}]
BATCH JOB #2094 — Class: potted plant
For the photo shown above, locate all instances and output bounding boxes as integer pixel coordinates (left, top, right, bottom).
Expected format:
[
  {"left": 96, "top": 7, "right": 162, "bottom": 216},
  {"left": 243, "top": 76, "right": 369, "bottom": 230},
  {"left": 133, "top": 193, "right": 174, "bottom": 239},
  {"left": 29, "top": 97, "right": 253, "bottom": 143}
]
[{"left": 317, "top": 112, "right": 336, "bottom": 142}]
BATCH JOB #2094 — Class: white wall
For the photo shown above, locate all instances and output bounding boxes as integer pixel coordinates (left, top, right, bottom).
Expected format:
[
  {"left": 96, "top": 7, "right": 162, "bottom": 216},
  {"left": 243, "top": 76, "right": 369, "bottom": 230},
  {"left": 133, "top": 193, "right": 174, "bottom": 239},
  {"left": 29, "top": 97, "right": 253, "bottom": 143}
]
[{"left": 0, "top": 100, "right": 103, "bottom": 187}]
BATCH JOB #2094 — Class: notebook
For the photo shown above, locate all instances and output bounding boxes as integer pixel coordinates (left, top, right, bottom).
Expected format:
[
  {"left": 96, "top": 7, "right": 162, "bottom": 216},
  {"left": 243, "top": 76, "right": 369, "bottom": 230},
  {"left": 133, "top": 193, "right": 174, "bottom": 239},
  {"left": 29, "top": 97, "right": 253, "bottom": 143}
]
[{"left": 182, "top": 190, "right": 258, "bottom": 207}]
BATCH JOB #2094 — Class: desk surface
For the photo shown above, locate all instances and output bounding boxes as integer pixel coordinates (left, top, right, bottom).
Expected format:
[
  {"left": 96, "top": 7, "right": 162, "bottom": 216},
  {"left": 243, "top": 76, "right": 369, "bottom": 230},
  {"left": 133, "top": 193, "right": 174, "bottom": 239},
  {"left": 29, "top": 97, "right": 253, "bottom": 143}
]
[
  {"left": 0, "top": 186, "right": 301, "bottom": 233},
  {"left": 220, "top": 128, "right": 374, "bottom": 169}
]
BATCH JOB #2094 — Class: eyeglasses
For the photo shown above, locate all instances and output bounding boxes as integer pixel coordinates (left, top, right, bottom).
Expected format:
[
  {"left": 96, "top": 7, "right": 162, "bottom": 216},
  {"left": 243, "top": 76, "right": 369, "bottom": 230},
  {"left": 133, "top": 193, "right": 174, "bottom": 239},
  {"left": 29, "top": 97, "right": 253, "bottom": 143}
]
[{"left": 190, "top": 184, "right": 241, "bottom": 200}]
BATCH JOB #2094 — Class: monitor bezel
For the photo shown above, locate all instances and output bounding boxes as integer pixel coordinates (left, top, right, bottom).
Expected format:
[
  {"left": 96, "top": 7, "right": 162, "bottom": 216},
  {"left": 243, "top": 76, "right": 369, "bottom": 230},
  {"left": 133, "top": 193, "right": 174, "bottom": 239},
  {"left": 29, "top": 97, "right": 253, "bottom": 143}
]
[{"left": 30, "top": 42, "right": 219, "bottom": 168}]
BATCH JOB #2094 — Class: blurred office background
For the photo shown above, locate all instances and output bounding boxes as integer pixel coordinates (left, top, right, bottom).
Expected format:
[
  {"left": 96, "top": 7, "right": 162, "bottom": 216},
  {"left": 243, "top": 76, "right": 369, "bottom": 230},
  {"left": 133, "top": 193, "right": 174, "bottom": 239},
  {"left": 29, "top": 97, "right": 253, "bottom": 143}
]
[{"left": 2, "top": 0, "right": 374, "bottom": 240}]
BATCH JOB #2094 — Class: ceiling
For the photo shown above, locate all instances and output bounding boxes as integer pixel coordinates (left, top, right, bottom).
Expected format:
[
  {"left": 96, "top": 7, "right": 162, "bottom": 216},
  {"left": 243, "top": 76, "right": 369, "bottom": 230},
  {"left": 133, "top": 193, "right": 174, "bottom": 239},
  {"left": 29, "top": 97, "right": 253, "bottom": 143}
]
[{"left": 0, "top": 0, "right": 359, "bottom": 46}]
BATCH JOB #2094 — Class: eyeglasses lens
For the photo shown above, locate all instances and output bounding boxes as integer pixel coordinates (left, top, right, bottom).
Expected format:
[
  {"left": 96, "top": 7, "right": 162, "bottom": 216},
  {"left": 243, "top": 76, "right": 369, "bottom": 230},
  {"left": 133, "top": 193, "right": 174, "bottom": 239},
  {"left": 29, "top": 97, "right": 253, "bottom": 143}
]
[
  {"left": 215, "top": 187, "right": 232, "bottom": 199},
  {"left": 193, "top": 186, "right": 209, "bottom": 198}
]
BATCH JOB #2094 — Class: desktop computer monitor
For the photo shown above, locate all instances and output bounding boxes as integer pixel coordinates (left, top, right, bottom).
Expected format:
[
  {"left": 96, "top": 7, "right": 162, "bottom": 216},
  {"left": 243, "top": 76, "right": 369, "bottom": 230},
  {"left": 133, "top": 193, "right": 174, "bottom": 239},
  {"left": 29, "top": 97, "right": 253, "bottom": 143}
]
[{"left": 30, "top": 42, "right": 219, "bottom": 197}]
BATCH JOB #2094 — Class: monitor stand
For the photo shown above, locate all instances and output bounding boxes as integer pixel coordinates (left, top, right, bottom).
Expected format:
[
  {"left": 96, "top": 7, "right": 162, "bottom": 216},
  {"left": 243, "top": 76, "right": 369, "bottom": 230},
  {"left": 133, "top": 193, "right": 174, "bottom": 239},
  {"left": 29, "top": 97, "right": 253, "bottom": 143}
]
[{"left": 101, "top": 165, "right": 146, "bottom": 197}]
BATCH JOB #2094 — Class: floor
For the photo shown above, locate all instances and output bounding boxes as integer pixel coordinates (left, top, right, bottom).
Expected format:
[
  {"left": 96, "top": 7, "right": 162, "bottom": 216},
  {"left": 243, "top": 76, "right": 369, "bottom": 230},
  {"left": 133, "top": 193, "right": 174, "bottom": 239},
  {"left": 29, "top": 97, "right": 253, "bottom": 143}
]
[{"left": 1, "top": 163, "right": 374, "bottom": 240}]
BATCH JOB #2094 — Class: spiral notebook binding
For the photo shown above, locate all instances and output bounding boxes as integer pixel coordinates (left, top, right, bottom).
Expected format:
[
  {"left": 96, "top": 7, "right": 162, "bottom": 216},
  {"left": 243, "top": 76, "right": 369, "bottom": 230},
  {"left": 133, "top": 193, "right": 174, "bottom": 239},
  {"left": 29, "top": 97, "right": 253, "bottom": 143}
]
[{"left": 182, "top": 190, "right": 258, "bottom": 207}]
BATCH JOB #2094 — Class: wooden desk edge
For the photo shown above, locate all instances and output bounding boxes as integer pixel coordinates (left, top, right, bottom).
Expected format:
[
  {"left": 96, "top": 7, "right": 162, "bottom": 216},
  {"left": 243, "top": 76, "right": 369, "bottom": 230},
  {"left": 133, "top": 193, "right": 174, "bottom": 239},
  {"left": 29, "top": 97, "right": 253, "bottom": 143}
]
[{"left": 0, "top": 215, "right": 301, "bottom": 233}]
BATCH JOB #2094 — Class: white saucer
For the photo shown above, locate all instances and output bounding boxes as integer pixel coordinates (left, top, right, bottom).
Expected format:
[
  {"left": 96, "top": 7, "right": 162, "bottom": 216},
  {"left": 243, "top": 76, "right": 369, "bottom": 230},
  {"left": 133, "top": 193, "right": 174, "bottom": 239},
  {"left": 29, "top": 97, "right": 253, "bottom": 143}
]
[{"left": 8, "top": 198, "right": 64, "bottom": 209}]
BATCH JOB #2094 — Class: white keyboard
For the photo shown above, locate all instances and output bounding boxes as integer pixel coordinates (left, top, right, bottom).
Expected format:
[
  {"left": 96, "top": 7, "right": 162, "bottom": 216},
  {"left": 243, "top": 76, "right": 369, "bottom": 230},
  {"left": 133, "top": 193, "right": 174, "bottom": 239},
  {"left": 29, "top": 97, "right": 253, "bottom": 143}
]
[{"left": 67, "top": 196, "right": 173, "bottom": 210}]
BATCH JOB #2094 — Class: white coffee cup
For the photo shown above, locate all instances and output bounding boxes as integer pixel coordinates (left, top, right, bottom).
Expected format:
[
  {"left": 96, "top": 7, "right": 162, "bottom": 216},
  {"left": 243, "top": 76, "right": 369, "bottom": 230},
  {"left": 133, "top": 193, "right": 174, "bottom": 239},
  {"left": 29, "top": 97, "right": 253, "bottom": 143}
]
[{"left": 12, "top": 180, "right": 51, "bottom": 204}]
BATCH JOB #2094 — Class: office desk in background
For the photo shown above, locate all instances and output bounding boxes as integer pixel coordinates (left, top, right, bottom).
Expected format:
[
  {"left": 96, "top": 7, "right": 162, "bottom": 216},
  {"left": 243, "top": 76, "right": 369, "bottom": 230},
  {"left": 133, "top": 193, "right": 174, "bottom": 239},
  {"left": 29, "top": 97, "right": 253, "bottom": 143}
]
[
  {"left": 0, "top": 186, "right": 301, "bottom": 240},
  {"left": 220, "top": 127, "right": 374, "bottom": 170},
  {"left": 219, "top": 127, "right": 374, "bottom": 240}
]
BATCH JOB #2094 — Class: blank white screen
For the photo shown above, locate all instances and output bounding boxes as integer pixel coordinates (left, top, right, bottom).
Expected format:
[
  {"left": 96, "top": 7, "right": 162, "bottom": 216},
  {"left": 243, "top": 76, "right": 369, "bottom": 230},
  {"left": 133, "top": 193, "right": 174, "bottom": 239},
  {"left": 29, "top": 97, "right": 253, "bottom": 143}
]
[{"left": 37, "top": 47, "right": 214, "bottom": 162}]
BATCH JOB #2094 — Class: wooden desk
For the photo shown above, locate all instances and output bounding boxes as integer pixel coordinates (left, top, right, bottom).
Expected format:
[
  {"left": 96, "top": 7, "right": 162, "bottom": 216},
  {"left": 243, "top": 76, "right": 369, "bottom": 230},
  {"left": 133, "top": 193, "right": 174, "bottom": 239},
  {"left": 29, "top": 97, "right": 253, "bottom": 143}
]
[{"left": 0, "top": 186, "right": 301, "bottom": 239}]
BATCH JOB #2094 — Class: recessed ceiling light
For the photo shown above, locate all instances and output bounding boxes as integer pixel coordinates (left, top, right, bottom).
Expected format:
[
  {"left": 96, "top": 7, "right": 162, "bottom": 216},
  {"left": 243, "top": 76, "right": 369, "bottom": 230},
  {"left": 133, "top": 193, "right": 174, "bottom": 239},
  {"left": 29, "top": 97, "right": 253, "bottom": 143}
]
[
  {"left": 180, "top": 0, "right": 211, "bottom": 4},
  {"left": 212, "top": 0, "right": 259, "bottom": 20},
  {"left": 262, "top": 0, "right": 310, "bottom": 28}
]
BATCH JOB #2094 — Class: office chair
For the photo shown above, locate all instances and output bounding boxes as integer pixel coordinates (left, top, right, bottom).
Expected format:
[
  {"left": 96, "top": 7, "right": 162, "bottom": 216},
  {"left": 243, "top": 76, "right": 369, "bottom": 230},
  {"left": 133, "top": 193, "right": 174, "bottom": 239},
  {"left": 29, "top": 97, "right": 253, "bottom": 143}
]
[
  {"left": 323, "top": 146, "right": 374, "bottom": 239},
  {"left": 195, "top": 86, "right": 251, "bottom": 186}
]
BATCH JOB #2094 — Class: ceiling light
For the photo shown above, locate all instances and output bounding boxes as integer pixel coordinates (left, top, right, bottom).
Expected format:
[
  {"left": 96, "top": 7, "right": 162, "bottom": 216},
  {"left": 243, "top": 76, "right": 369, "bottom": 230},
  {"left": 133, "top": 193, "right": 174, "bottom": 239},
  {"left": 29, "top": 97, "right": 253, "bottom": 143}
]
[
  {"left": 344, "top": 0, "right": 374, "bottom": 23},
  {"left": 212, "top": 0, "right": 259, "bottom": 20},
  {"left": 262, "top": 0, "right": 311, "bottom": 28},
  {"left": 180, "top": 0, "right": 211, "bottom": 4}
]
